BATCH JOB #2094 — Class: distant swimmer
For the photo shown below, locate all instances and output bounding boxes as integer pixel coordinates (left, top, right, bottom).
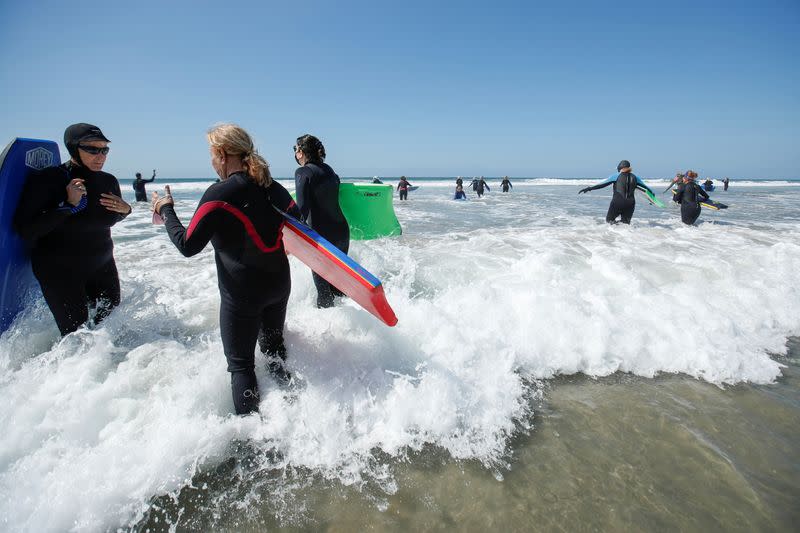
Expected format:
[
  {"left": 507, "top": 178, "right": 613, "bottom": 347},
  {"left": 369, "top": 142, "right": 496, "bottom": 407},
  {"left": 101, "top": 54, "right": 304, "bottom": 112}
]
[
  {"left": 722, "top": 177, "right": 730, "bottom": 191},
  {"left": 703, "top": 178, "right": 715, "bottom": 191},
  {"left": 500, "top": 176, "right": 513, "bottom": 192},
  {"left": 152, "top": 124, "right": 300, "bottom": 415},
  {"left": 372, "top": 176, "right": 383, "bottom": 184},
  {"left": 578, "top": 160, "right": 655, "bottom": 224},
  {"left": 133, "top": 169, "right": 156, "bottom": 202},
  {"left": 673, "top": 170, "right": 709, "bottom": 225},
  {"left": 397, "top": 176, "right": 412, "bottom": 200},
  {"left": 454, "top": 183, "right": 466, "bottom": 200},
  {"left": 471, "top": 176, "right": 489, "bottom": 197}
]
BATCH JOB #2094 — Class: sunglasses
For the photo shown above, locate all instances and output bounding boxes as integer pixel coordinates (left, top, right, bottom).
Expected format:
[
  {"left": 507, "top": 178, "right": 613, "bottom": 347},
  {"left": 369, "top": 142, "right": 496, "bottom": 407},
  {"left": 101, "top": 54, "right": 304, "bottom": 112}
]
[{"left": 79, "top": 145, "right": 110, "bottom": 155}]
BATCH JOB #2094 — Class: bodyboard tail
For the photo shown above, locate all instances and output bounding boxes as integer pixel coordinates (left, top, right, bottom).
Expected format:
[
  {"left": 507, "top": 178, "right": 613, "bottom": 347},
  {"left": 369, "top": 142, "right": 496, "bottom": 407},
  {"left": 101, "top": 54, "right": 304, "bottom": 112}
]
[
  {"left": 280, "top": 211, "right": 398, "bottom": 326},
  {"left": 338, "top": 183, "right": 401, "bottom": 240}
]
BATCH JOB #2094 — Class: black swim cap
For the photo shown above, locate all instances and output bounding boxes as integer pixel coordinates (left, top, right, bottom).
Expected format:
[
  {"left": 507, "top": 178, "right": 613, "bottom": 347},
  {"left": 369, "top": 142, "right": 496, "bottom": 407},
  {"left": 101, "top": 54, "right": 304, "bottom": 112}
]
[
  {"left": 617, "top": 160, "right": 631, "bottom": 171},
  {"left": 64, "top": 123, "right": 110, "bottom": 161}
]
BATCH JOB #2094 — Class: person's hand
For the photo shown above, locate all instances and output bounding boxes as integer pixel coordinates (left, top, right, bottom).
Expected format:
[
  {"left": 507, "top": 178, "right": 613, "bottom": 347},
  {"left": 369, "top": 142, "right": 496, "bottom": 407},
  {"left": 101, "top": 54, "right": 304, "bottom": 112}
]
[
  {"left": 66, "top": 179, "right": 86, "bottom": 206},
  {"left": 151, "top": 185, "right": 174, "bottom": 215},
  {"left": 578, "top": 187, "right": 590, "bottom": 194},
  {"left": 100, "top": 192, "right": 132, "bottom": 214}
]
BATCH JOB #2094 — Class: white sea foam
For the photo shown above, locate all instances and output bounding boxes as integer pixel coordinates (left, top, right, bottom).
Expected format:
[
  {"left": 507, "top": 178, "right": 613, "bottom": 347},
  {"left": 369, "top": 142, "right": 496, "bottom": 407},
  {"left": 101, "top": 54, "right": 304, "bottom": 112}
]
[{"left": 1, "top": 185, "right": 798, "bottom": 530}]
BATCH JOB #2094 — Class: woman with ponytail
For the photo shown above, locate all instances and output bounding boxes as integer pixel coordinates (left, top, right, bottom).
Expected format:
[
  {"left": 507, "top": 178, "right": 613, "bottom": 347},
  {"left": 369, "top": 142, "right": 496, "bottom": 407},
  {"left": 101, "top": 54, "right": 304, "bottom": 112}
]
[
  {"left": 152, "top": 124, "right": 300, "bottom": 415},
  {"left": 293, "top": 134, "right": 350, "bottom": 308}
]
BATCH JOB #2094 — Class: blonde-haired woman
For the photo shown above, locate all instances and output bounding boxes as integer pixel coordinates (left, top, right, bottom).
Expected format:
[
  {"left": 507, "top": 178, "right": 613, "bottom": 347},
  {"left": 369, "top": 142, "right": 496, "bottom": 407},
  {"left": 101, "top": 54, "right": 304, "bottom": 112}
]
[{"left": 152, "top": 124, "right": 300, "bottom": 415}]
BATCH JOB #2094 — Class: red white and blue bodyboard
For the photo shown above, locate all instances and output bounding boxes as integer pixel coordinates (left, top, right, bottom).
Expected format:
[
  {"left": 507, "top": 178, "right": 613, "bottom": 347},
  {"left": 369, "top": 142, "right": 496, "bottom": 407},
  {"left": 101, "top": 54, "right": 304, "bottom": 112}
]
[
  {"left": 0, "top": 138, "right": 61, "bottom": 333},
  {"left": 279, "top": 211, "right": 398, "bottom": 326}
]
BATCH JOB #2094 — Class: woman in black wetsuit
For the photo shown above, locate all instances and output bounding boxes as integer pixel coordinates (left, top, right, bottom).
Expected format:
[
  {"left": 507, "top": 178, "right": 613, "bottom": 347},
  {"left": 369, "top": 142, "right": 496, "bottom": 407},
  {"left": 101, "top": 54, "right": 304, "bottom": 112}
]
[
  {"left": 293, "top": 134, "right": 350, "bottom": 308},
  {"left": 673, "top": 170, "right": 709, "bottom": 225},
  {"left": 152, "top": 124, "right": 299, "bottom": 415},
  {"left": 14, "top": 123, "right": 131, "bottom": 335},
  {"left": 578, "top": 160, "right": 654, "bottom": 224}
]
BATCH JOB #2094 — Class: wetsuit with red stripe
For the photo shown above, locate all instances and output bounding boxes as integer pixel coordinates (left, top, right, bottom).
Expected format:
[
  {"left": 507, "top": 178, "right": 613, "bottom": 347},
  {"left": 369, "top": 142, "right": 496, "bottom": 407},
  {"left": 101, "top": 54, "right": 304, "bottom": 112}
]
[{"left": 159, "top": 172, "right": 299, "bottom": 414}]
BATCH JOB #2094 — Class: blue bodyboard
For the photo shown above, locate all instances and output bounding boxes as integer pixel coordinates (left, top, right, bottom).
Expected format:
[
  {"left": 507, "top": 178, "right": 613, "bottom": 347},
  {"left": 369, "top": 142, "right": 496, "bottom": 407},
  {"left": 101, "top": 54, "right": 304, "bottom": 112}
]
[{"left": 0, "top": 138, "right": 61, "bottom": 333}]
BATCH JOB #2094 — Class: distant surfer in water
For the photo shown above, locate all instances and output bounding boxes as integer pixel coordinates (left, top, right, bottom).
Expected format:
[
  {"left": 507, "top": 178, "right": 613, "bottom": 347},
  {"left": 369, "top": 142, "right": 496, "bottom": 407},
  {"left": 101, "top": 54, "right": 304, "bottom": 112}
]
[
  {"left": 152, "top": 123, "right": 299, "bottom": 414},
  {"left": 500, "top": 176, "right": 513, "bottom": 192},
  {"left": 372, "top": 176, "right": 383, "bottom": 184},
  {"left": 294, "top": 134, "right": 350, "bottom": 308},
  {"left": 703, "top": 178, "right": 714, "bottom": 191},
  {"left": 454, "top": 183, "right": 466, "bottom": 200},
  {"left": 14, "top": 123, "right": 131, "bottom": 336},
  {"left": 578, "top": 160, "right": 655, "bottom": 224},
  {"left": 673, "top": 170, "right": 709, "bottom": 225},
  {"left": 722, "top": 177, "right": 730, "bottom": 191},
  {"left": 133, "top": 170, "right": 156, "bottom": 202},
  {"left": 471, "top": 176, "right": 489, "bottom": 197},
  {"left": 397, "top": 176, "right": 412, "bottom": 200}
]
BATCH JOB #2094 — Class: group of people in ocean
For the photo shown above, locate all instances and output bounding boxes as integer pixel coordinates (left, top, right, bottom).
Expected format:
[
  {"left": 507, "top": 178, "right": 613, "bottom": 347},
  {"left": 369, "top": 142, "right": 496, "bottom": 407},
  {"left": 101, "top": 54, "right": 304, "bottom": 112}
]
[
  {"left": 14, "top": 122, "right": 348, "bottom": 415},
  {"left": 579, "top": 160, "right": 730, "bottom": 225},
  {"left": 12, "top": 125, "right": 733, "bottom": 417},
  {"left": 452, "top": 176, "right": 512, "bottom": 200}
]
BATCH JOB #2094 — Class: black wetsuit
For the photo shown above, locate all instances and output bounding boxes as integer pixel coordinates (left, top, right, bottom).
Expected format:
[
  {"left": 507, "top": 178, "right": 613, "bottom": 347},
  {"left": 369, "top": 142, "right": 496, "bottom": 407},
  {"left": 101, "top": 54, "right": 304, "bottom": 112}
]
[
  {"left": 673, "top": 181, "right": 709, "bottom": 225},
  {"left": 133, "top": 173, "right": 155, "bottom": 202},
  {"left": 472, "top": 179, "right": 488, "bottom": 197},
  {"left": 14, "top": 161, "right": 128, "bottom": 335},
  {"left": 397, "top": 179, "right": 411, "bottom": 200},
  {"left": 159, "top": 172, "right": 299, "bottom": 415},
  {"left": 294, "top": 162, "right": 350, "bottom": 308},
  {"left": 583, "top": 172, "right": 644, "bottom": 224},
  {"left": 501, "top": 178, "right": 512, "bottom": 192},
  {"left": 723, "top": 178, "right": 729, "bottom": 191}
]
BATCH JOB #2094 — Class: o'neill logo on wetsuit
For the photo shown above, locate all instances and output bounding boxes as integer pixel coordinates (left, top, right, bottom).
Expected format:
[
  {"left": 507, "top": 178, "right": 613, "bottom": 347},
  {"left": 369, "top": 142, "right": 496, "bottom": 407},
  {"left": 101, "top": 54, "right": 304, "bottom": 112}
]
[{"left": 25, "top": 147, "right": 54, "bottom": 170}]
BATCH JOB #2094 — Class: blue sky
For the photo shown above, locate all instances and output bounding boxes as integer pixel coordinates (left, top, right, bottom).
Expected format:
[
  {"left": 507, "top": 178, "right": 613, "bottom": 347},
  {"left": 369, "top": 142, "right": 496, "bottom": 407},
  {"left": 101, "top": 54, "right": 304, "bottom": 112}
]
[{"left": 1, "top": 0, "right": 798, "bottom": 179}]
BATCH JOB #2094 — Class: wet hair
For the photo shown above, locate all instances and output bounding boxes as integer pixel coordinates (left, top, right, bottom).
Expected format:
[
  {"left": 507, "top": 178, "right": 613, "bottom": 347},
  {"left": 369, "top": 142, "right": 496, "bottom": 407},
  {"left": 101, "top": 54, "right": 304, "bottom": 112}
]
[
  {"left": 295, "top": 134, "right": 326, "bottom": 164},
  {"left": 685, "top": 170, "right": 698, "bottom": 179},
  {"left": 207, "top": 123, "right": 272, "bottom": 187}
]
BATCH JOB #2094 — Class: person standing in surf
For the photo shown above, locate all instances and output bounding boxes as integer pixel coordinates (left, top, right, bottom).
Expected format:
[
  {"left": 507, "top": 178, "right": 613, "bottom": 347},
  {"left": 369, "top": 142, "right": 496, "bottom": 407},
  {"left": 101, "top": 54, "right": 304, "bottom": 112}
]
[
  {"left": 723, "top": 177, "right": 730, "bottom": 191},
  {"left": 471, "top": 176, "right": 489, "bottom": 197},
  {"left": 500, "top": 176, "right": 513, "bottom": 192},
  {"left": 14, "top": 123, "right": 131, "bottom": 336},
  {"left": 673, "top": 170, "right": 709, "bottom": 225},
  {"left": 152, "top": 123, "right": 299, "bottom": 415},
  {"left": 578, "top": 160, "right": 654, "bottom": 224},
  {"left": 293, "top": 134, "right": 350, "bottom": 308},
  {"left": 132, "top": 169, "right": 156, "bottom": 202},
  {"left": 397, "top": 176, "right": 412, "bottom": 200}
]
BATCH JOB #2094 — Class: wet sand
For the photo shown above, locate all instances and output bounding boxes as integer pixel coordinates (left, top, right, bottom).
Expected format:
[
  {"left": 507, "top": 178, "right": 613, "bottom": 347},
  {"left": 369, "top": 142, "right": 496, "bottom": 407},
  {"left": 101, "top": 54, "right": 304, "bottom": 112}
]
[{"left": 136, "top": 338, "right": 799, "bottom": 532}]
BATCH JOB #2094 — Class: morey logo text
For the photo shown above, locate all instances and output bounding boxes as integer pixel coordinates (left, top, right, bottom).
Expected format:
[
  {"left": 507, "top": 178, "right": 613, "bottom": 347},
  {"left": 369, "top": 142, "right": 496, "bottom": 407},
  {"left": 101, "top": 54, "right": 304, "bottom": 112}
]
[{"left": 25, "top": 147, "right": 54, "bottom": 170}]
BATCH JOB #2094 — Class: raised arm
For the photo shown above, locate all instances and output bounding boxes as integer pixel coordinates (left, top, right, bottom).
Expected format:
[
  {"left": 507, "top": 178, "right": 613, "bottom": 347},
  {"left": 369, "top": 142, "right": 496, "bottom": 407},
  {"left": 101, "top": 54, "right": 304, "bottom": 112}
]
[
  {"left": 158, "top": 188, "right": 219, "bottom": 257},
  {"left": 579, "top": 174, "right": 617, "bottom": 194}
]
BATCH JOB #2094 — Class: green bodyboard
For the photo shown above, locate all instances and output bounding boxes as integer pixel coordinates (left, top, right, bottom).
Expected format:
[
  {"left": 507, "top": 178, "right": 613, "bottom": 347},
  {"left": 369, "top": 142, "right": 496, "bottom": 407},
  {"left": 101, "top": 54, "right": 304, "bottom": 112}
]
[
  {"left": 338, "top": 183, "right": 402, "bottom": 240},
  {"left": 637, "top": 185, "right": 665, "bottom": 208}
]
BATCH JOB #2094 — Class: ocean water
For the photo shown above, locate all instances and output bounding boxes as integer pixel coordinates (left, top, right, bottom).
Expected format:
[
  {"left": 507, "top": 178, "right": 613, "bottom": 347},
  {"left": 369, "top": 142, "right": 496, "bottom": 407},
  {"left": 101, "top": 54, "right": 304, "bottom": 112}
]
[{"left": 1, "top": 178, "right": 798, "bottom": 531}]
